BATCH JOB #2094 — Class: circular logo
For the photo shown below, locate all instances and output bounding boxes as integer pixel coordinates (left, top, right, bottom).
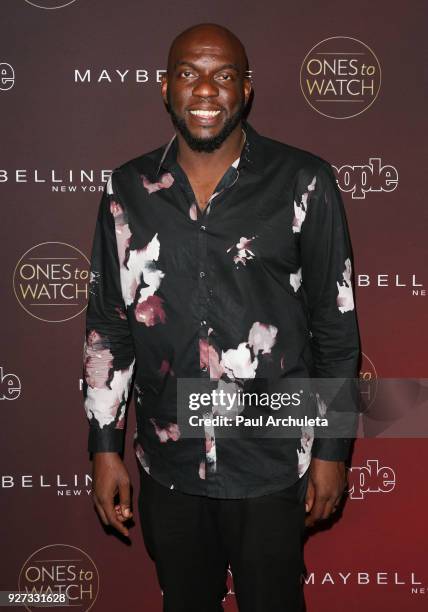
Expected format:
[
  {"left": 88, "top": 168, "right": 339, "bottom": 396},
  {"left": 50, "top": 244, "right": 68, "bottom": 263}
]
[
  {"left": 25, "top": 0, "right": 79, "bottom": 9},
  {"left": 300, "top": 36, "right": 381, "bottom": 119},
  {"left": 18, "top": 544, "right": 99, "bottom": 611},
  {"left": 13, "top": 242, "right": 90, "bottom": 323},
  {"left": 359, "top": 351, "right": 378, "bottom": 411}
]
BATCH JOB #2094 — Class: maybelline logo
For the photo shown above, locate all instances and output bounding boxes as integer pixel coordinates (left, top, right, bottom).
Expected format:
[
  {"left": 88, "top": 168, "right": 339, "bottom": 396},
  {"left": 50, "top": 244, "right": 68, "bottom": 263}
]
[
  {"left": 332, "top": 158, "right": 398, "bottom": 199},
  {"left": 74, "top": 68, "right": 253, "bottom": 85},
  {"left": 0, "top": 169, "right": 111, "bottom": 193},
  {"left": 2, "top": 474, "right": 92, "bottom": 496},
  {"left": 357, "top": 274, "right": 425, "bottom": 296},
  {"left": 74, "top": 68, "right": 167, "bottom": 84},
  {"left": 348, "top": 459, "right": 395, "bottom": 499},
  {"left": 303, "top": 571, "right": 422, "bottom": 588},
  {"left": 0, "top": 366, "right": 21, "bottom": 400}
]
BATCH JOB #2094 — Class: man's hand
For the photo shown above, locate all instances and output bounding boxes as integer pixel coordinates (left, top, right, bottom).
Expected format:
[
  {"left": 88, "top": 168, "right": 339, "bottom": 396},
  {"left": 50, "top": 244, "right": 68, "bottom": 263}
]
[
  {"left": 304, "top": 457, "right": 348, "bottom": 528},
  {"left": 91, "top": 452, "right": 133, "bottom": 537}
]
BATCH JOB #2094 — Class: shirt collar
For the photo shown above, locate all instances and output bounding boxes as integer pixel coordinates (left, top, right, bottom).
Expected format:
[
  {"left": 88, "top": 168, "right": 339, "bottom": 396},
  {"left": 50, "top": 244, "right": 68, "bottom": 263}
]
[{"left": 154, "top": 120, "right": 265, "bottom": 179}]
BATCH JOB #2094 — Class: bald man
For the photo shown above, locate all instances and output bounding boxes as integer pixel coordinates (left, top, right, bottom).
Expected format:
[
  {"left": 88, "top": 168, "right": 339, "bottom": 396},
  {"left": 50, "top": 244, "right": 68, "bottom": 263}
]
[{"left": 84, "top": 22, "right": 360, "bottom": 612}]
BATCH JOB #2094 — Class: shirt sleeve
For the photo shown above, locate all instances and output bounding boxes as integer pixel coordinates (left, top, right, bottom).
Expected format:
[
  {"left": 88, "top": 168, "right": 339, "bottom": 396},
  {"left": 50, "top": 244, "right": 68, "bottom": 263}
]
[
  {"left": 298, "top": 160, "right": 361, "bottom": 461},
  {"left": 82, "top": 171, "right": 136, "bottom": 454}
]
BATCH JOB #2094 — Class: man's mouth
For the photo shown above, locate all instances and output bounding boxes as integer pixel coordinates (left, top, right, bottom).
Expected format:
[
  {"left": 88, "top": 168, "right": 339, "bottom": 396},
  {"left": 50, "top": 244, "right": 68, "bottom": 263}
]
[{"left": 189, "top": 109, "right": 222, "bottom": 118}]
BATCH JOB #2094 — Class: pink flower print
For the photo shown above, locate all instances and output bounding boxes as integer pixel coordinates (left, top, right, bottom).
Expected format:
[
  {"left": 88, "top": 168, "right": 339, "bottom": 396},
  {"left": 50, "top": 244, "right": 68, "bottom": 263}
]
[
  {"left": 337, "top": 257, "right": 355, "bottom": 313},
  {"left": 248, "top": 322, "right": 278, "bottom": 355},
  {"left": 227, "top": 235, "right": 257, "bottom": 266},
  {"left": 289, "top": 268, "right": 302, "bottom": 293},
  {"left": 83, "top": 330, "right": 113, "bottom": 388},
  {"left": 135, "top": 294, "right": 166, "bottom": 326},
  {"left": 292, "top": 176, "right": 316, "bottom": 233},
  {"left": 150, "top": 418, "right": 181, "bottom": 442},
  {"left": 159, "top": 360, "right": 171, "bottom": 375},
  {"left": 296, "top": 425, "right": 314, "bottom": 477},
  {"left": 115, "top": 306, "right": 127, "bottom": 320},
  {"left": 83, "top": 330, "right": 136, "bottom": 429},
  {"left": 141, "top": 172, "right": 174, "bottom": 194},
  {"left": 115, "top": 405, "right": 126, "bottom": 429},
  {"left": 199, "top": 338, "right": 225, "bottom": 379},
  {"left": 110, "top": 201, "right": 132, "bottom": 267},
  {"left": 189, "top": 203, "right": 198, "bottom": 220},
  {"left": 205, "top": 431, "right": 217, "bottom": 467},
  {"left": 120, "top": 234, "right": 165, "bottom": 306},
  {"left": 221, "top": 343, "right": 258, "bottom": 379},
  {"left": 315, "top": 393, "right": 327, "bottom": 417}
]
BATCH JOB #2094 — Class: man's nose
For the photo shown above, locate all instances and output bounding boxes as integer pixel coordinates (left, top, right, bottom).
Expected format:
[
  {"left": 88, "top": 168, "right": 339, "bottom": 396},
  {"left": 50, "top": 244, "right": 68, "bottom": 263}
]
[{"left": 192, "top": 77, "right": 219, "bottom": 98}]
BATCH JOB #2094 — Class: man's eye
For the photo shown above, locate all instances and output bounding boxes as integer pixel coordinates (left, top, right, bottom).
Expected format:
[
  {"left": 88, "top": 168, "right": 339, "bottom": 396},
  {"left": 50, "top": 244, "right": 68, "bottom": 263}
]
[
  {"left": 218, "top": 74, "right": 232, "bottom": 81},
  {"left": 180, "top": 70, "right": 194, "bottom": 78}
]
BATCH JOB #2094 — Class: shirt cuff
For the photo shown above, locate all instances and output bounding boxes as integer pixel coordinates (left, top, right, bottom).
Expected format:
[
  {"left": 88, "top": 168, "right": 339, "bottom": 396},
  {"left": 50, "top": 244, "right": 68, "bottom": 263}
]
[
  {"left": 88, "top": 427, "right": 125, "bottom": 454},
  {"left": 311, "top": 437, "right": 353, "bottom": 462}
]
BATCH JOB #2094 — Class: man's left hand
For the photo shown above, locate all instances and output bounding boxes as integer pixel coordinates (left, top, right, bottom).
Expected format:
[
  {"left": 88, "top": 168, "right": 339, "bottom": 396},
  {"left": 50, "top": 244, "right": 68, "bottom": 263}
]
[{"left": 304, "top": 458, "right": 348, "bottom": 528}]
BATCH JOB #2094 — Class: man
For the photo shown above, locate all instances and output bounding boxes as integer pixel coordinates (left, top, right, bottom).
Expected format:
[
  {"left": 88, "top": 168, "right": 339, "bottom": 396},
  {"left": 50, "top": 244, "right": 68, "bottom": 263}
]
[{"left": 82, "top": 23, "right": 361, "bottom": 612}]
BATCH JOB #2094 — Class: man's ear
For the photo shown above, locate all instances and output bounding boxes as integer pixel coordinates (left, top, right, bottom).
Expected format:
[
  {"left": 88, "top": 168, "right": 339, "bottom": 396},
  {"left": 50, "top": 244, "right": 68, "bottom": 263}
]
[
  {"left": 244, "top": 77, "right": 252, "bottom": 105},
  {"left": 161, "top": 74, "right": 168, "bottom": 106}
]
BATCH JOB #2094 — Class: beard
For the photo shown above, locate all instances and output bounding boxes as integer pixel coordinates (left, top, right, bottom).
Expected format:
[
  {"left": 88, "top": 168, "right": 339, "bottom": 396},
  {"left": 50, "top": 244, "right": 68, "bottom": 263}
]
[{"left": 167, "top": 91, "right": 246, "bottom": 153}]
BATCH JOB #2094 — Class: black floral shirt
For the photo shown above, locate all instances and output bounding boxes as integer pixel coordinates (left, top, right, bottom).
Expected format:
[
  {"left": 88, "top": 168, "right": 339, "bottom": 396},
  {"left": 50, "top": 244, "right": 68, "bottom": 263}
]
[{"left": 82, "top": 121, "right": 360, "bottom": 498}]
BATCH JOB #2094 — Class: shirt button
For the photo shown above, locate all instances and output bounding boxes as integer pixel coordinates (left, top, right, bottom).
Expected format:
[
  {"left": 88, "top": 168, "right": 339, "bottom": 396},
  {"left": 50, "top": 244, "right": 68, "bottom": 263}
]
[
  {"left": 200, "top": 225, "right": 206, "bottom": 231},
  {"left": 200, "top": 271, "right": 205, "bottom": 278},
  {"left": 201, "top": 366, "right": 208, "bottom": 372},
  {"left": 201, "top": 320, "right": 206, "bottom": 325}
]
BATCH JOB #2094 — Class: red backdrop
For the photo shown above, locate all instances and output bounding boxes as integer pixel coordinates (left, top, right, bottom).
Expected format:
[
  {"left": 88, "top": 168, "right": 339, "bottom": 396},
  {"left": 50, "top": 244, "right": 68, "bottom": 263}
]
[{"left": 1, "top": 1, "right": 427, "bottom": 610}]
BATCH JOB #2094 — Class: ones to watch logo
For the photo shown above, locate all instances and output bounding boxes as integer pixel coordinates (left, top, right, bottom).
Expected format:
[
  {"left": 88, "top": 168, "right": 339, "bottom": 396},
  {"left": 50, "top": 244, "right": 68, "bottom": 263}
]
[
  {"left": 18, "top": 544, "right": 98, "bottom": 611},
  {"left": 300, "top": 36, "right": 381, "bottom": 119},
  {"left": 13, "top": 242, "right": 90, "bottom": 323}
]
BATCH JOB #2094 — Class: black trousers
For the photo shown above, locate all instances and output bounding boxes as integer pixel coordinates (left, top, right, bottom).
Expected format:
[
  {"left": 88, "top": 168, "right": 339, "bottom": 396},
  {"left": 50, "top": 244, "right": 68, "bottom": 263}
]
[{"left": 138, "top": 466, "right": 308, "bottom": 612}]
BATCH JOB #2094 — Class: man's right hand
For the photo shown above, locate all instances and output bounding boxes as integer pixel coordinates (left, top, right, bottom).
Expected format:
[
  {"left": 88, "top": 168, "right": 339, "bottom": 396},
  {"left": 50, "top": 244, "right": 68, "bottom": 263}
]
[{"left": 91, "top": 452, "right": 133, "bottom": 537}]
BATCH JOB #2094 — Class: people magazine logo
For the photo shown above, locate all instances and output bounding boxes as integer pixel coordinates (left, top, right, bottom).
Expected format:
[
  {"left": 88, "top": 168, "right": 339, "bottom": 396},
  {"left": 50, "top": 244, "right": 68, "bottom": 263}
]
[
  {"left": 13, "top": 242, "right": 90, "bottom": 322},
  {"left": 24, "top": 0, "right": 79, "bottom": 9},
  {"left": 300, "top": 36, "right": 381, "bottom": 119},
  {"left": 0, "top": 366, "right": 22, "bottom": 401},
  {"left": 332, "top": 158, "right": 398, "bottom": 200},
  {"left": 0, "top": 63, "right": 15, "bottom": 90},
  {"left": 348, "top": 459, "right": 395, "bottom": 500},
  {"left": 18, "top": 544, "right": 98, "bottom": 611}
]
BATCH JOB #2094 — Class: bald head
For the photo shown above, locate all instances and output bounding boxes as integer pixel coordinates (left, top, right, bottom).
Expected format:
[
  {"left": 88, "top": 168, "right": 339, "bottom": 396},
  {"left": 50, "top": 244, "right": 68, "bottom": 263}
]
[
  {"left": 167, "top": 23, "right": 249, "bottom": 76},
  {"left": 161, "top": 23, "right": 252, "bottom": 153}
]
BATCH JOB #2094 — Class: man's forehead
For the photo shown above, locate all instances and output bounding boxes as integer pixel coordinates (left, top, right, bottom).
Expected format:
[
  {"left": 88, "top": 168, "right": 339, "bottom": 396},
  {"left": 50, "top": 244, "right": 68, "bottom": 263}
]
[
  {"left": 173, "top": 46, "right": 238, "bottom": 65},
  {"left": 169, "top": 29, "right": 246, "bottom": 70}
]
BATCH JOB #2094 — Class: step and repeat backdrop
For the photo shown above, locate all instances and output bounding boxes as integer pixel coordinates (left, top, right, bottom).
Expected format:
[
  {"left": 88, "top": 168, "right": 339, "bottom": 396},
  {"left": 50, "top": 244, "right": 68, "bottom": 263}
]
[{"left": 1, "top": 1, "right": 427, "bottom": 611}]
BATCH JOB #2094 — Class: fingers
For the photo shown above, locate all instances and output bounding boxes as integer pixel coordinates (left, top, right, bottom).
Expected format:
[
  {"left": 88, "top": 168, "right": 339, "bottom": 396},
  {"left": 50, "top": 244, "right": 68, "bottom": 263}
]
[
  {"left": 93, "top": 491, "right": 132, "bottom": 537},
  {"left": 93, "top": 496, "right": 109, "bottom": 526},
  {"left": 305, "top": 495, "right": 327, "bottom": 528},
  {"left": 305, "top": 479, "right": 315, "bottom": 513},
  {"left": 118, "top": 479, "right": 133, "bottom": 520},
  {"left": 305, "top": 491, "right": 343, "bottom": 527},
  {"left": 102, "top": 497, "right": 130, "bottom": 537}
]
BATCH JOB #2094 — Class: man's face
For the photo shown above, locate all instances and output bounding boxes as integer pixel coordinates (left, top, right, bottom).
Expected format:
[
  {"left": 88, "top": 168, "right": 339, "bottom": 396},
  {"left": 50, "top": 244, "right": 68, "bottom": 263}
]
[{"left": 162, "top": 32, "right": 251, "bottom": 152}]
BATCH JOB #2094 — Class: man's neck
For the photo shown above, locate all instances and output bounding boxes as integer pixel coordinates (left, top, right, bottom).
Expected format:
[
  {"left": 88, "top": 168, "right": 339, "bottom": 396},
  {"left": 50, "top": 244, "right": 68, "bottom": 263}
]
[{"left": 176, "top": 123, "right": 245, "bottom": 181}]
